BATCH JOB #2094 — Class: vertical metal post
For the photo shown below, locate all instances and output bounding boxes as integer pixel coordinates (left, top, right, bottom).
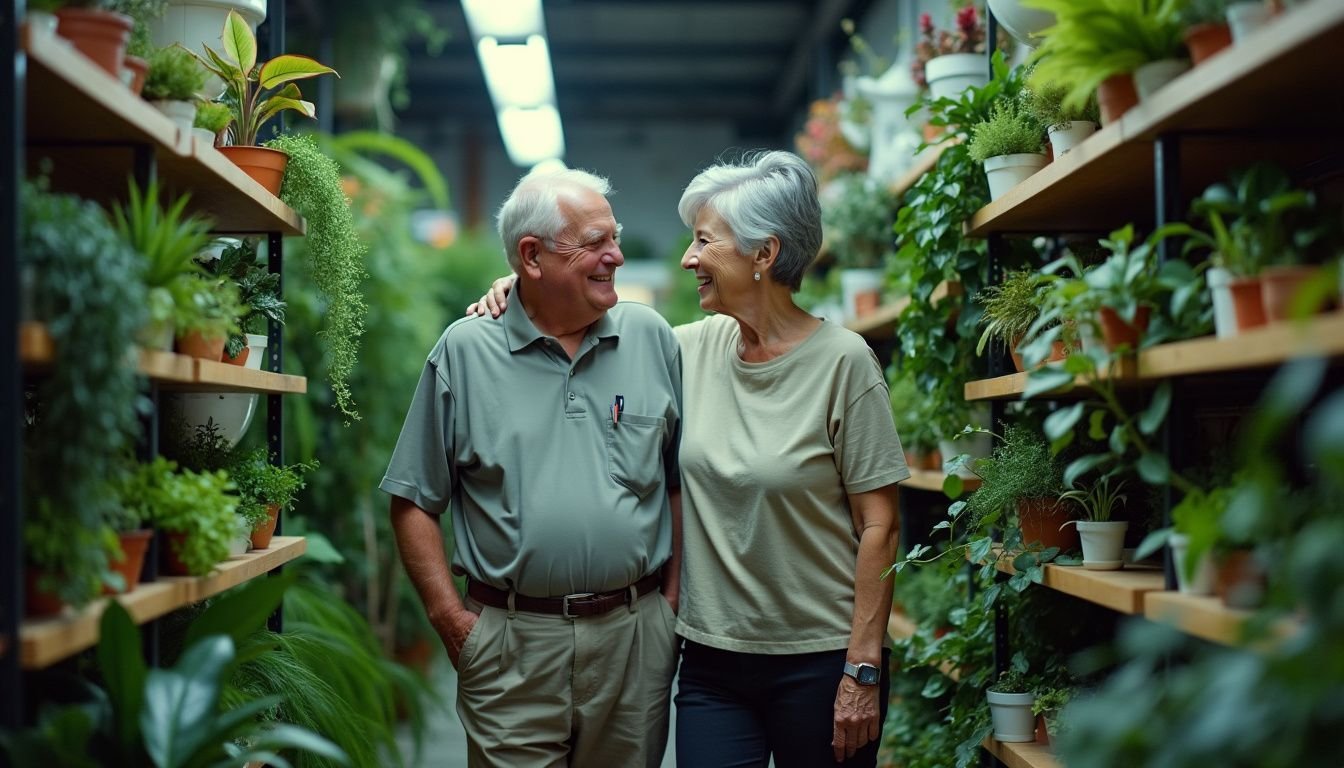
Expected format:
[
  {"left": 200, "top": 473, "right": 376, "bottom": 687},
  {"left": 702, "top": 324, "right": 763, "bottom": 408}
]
[
  {"left": 1154, "top": 134, "right": 1181, "bottom": 263},
  {"left": 986, "top": 4, "right": 999, "bottom": 80},
  {"left": 2, "top": 0, "right": 28, "bottom": 734},
  {"left": 266, "top": 231, "right": 284, "bottom": 635},
  {"left": 256, "top": 0, "right": 286, "bottom": 142},
  {"left": 986, "top": 233, "right": 1012, "bottom": 378}
]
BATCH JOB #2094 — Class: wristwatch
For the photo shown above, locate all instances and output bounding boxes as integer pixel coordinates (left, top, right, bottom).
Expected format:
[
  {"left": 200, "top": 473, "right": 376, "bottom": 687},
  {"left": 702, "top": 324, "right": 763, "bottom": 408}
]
[{"left": 843, "top": 661, "right": 881, "bottom": 686}]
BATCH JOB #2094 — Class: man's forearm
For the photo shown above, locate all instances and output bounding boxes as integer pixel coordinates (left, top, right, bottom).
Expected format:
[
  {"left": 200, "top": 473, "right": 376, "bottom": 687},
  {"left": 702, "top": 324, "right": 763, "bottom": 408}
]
[{"left": 390, "top": 495, "right": 468, "bottom": 633}]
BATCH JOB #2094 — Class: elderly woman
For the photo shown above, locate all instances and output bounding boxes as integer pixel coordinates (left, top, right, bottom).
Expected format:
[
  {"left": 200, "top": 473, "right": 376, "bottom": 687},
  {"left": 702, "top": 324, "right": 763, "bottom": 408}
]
[{"left": 470, "top": 151, "right": 906, "bottom": 767}]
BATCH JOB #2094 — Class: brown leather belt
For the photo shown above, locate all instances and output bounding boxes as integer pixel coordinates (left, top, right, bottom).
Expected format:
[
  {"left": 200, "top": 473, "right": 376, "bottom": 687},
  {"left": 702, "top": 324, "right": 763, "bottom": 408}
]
[{"left": 467, "top": 572, "right": 662, "bottom": 618}]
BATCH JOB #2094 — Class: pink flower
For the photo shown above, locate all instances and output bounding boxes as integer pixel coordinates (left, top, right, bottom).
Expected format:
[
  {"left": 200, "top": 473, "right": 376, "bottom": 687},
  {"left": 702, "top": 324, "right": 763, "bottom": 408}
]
[
  {"left": 919, "top": 12, "right": 934, "bottom": 35},
  {"left": 955, "top": 5, "right": 978, "bottom": 35}
]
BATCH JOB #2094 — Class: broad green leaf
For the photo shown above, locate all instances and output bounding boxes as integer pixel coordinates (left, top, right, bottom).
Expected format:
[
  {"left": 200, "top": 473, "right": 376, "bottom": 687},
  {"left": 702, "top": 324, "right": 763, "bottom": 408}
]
[
  {"left": 187, "top": 569, "right": 294, "bottom": 650},
  {"left": 1043, "top": 402, "right": 1085, "bottom": 440},
  {"left": 943, "top": 473, "right": 964, "bottom": 499},
  {"left": 258, "top": 55, "right": 338, "bottom": 89},
  {"left": 299, "top": 531, "right": 345, "bottom": 563},
  {"left": 1109, "top": 424, "right": 1128, "bottom": 454},
  {"left": 246, "top": 724, "right": 348, "bottom": 763},
  {"left": 1064, "top": 453, "right": 1112, "bottom": 487},
  {"left": 141, "top": 636, "right": 234, "bottom": 768},
  {"left": 1023, "top": 368, "right": 1074, "bottom": 399},
  {"left": 1138, "top": 452, "right": 1171, "bottom": 484},
  {"left": 969, "top": 536, "right": 994, "bottom": 563},
  {"left": 981, "top": 582, "right": 1003, "bottom": 611},
  {"left": 1134, "top": 527, "right": 1172, "bottom": 561},
  {"left": 1138, "top": 381, "right": 1172, "bottom": 435},
  {"left": 98, "top": 601, "right": 147, "bottom": 752},
  {"left": 221, "top": 10, "right": 256, "bottom": 74},
  {"left": 1088, "top": 409, "right": 1107, "bottom": 440}
]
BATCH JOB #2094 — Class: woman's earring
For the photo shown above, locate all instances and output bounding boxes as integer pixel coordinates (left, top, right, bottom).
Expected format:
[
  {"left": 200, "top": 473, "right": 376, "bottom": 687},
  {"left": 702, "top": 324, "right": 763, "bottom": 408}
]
[{"left": 753, "top": 271, "right": 761, "bottom": 282}]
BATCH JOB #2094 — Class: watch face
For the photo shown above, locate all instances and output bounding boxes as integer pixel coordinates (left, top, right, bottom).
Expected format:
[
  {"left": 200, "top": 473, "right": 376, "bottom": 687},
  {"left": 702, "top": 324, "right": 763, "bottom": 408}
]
[{"left": 857, "top": 664, "right": 880, "bottom": 685}]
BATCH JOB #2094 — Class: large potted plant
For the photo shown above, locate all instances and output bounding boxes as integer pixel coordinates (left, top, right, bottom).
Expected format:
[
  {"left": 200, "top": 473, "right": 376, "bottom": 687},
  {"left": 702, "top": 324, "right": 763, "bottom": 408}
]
[
  {"left": 1059, "top": 473, "right": 1129, "bottom": 569},
  {"left": 917, "top": 5, "right": 990, "bottom": 101},
  {"left": 184, "top": 9, "right": 337, "bottom": 194},
  {"left": 141, "top": 43, "right": 207, "bottom": 131},
  {"left": 228, "top": 448, "right": 316, "bottom": 549},
  {"left": 967, "top": 102, "right": 1046, "bottom": 202}
]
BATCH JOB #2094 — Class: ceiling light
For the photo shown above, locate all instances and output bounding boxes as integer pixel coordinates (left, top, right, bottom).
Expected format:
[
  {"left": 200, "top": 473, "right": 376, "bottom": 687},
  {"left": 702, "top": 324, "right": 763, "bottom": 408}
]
[
  {"left": 498, "top": 104, "right": 565, "bottom": 167},
  {"left": 461, "top": 0, "right": 544, "bottom": 40},
  {"left": 477, "top": 35, "right": 555, "bottom": 107}
]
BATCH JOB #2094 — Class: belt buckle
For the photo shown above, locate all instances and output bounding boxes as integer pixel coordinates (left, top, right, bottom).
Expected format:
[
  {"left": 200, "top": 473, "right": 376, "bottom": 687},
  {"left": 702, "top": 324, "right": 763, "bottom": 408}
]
[{"left": 561, "top": 592, "right": 595, "bottom": 619}]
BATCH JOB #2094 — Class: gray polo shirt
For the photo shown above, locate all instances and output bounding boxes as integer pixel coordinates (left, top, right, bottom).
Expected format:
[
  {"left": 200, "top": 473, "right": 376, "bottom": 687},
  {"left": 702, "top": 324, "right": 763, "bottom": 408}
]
[{"left": 380, "top": 294, "right": 682, "bottom": 598}]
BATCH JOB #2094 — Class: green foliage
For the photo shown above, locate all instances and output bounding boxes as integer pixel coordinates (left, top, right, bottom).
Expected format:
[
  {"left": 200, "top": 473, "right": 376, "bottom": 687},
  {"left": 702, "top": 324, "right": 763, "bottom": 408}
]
[
  {"left": 887, "top": 365, "right": 939, "bottom": 453},
  {"left": 989, "top": 668, "right": 1033, "bottom": 694},
  {"left": 966, "top": 425, "right": 1064, "bottom": 522},
  {"left": 967, "top": 102, "right": 1045, "bottom": 161},
  {"left": 142, "top": 45, "right": 207, "bottom": 102},
  {"left": 21, "top": 181, "right": 146, "bottom": 605},
  {"left": 1023, "top": 79, "right": 1100, "bottom": 129},
  {"left": 1032, "top": 686, "right": 1073, "bottom": 715},
  {"left": 893, "top": 564, "right": 963, "bottom": 629},
  {"left": 192, "top": 101, "right": 232, "bottom": 133},
  {"left": 183, "top": 9, "right": 337, "bottom": 146},
  {"left": 200, "top": 238, "right": 285, "bottom": 357},
  {"left": 821, "top": 172, "right": 899, "bottom": 269},
  {"left": 128, "top": 457, "right": 238, "bottom": 576},
  {"left": 1027, "top": 0, "right": 1186, "bottom": 112},
  {"left": 170, "top": 271, "right": 243, "bottom": 339},
  {"left": 266, "top": 132, "right": 369, "bottom": 421},
  {"left": 1059, "top": 472, "right": 1128, "bottom": 522},
  {"left": 163, "top": 418, "right": 235, "bottom": 473},
  {"left": 110, "top": 178, "right": 212, "bottom": 335},
  {"left": 976, "top": 269, "right": 1048, "bottom": 355},
  {"left": 105, "top": 0, "right": 165, "bottom": 58},
  {"left": 1180, "top": 0, "right": 1232, "bottom": 25},
  {"left": 230, "top": 448, "right": 316, "bottom": 516}
]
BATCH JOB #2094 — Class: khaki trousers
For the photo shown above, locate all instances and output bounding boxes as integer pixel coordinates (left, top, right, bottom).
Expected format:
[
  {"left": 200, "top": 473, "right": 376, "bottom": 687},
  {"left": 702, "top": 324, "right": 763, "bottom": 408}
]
[{"left": 455, "top": 590, "right": 679, "bottom": 768}]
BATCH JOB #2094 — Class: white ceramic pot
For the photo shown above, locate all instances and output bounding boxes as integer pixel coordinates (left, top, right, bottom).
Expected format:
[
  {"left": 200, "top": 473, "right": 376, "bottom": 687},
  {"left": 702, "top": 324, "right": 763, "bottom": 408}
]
[
  {"left": 1077, "top": 521, "right": 1128, "bottom": 570},
  {"left": 165, "top": 392, "right": 259, "bottom": 447},
  {"left": 1227, "top": 1, "right": 1273, "bottom": 42},
  {"left": 988, "top": 0, "right": 1055, "bottom": 46},
  {"left": 192, "top": 126, "right": 217, "bottom": 147},
  {"left": 838, "top": 268, "right": 885, "bottom": 323},
  {"left": 1169, "top": 533, "right": 1216, "bottom": 596},
  {"left": 1207, "top": 267, "right": 1238, "bottom": 339},
  {"left": 243, "top": 333, "right": 268, "bottom": 371},
  {"left": 227, "top": 517, "right": 252, "bottom": 557},
  {"left": 924, "top": 53, "right": 989, "bottom": 102},
  {"left": 150, "top": 0, "right": 267, "bottom": 96},
  {"left": 151, "top": 99, "right": 197, "bottom": 134},
  {"left": 1047, "top": 121, "right": 1097, "bottom": 156},
  {"left": 983, "top": 153, "right": 1047, "bottom": 201},
  {"left": 24, "top": 10, "right": 59, "bottom": 41},
  {"left": 1133, "top": 58, "right": 1191, "bottom": 100},
  {"left": 986, "top": 690, "right": 1037, "bottom": 743}
]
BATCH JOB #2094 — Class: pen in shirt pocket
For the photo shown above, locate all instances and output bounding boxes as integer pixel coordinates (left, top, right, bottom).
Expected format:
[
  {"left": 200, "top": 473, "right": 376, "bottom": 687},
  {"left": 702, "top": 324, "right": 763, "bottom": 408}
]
[{"left": 612, "top": 394, "right": 624, "bottom": 425}]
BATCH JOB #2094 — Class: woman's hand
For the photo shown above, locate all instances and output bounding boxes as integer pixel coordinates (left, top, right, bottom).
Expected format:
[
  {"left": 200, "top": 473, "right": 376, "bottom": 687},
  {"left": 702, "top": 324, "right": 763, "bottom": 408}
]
[
  {"left": 831, "top": 675, "right": 880, "bottom": 762},
  {"left": 465, "top": 274, "right": 518, "bottom": 317}
]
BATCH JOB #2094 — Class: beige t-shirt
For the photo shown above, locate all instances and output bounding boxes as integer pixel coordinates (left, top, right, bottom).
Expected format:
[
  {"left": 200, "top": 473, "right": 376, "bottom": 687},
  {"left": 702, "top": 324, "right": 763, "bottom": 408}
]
[{"left": 673, "top": 314, "right": 908, "bottom": 653}]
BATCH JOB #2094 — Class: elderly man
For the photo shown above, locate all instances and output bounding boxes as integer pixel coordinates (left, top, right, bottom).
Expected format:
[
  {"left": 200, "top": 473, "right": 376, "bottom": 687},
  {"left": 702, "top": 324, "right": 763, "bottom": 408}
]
[{"left": 381, "top": 168, "right": 683, "bottom": 767}]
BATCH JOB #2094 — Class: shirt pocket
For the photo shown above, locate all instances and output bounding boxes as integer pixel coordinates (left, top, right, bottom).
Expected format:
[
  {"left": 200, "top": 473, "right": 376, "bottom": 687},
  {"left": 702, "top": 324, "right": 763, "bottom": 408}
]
[{"left": 607, "top": 413, "right": 667, "bottom": 499}]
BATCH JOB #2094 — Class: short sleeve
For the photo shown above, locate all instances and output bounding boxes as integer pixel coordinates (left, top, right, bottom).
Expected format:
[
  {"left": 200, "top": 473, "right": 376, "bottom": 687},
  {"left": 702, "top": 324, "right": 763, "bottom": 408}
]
[
  {"left": 834, "top": 364, "right": 909, "bottom": 495},
  {"left": 379, "top": 358, "right": 456, "bottom": 515}
]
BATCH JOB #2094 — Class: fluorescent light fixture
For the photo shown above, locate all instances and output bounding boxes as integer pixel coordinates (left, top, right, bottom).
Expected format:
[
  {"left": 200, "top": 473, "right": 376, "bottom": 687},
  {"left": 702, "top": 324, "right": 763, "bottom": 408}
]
[
  {"left": 477, "top": 35, "right": 555, "bottom": 107},
  {"left": 498, "top": 104, "right": 565, "bottom": 167},
  {"left": 461, "top": 0, "right": 544, "bottom": 39},
  {"left": 531, "top": 158, "right": 568, "bottom": 174}
]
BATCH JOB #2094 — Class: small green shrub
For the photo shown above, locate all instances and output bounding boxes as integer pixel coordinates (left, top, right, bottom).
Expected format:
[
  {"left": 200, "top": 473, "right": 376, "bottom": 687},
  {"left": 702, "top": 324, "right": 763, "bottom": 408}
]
[
  {"left": 229, "top": 449, "right": 317, "bottom": 531},
  {"left": 142, "top": 45, "right": 207, "bottom": 102},
  {"left": 126, "top": 457, "right": 238, "bottom": 576},
  {"left": 1024, "top": 80, "right": 1100, "bottom": 130},
  {"left": 966, "top": 425, "right": 1064, "bottom": 525},
  {"left": 193, "top": 101, "right": 233, "bottom": 134},
  {"left": 976, "top": 269, "right": 1047, "bottom": 356},
  {"left": 989, "top": 668, "right": 1033, "bottom": 694},
  {"left": 967, "top": 103, "right": 1044, "bottom": 162}
]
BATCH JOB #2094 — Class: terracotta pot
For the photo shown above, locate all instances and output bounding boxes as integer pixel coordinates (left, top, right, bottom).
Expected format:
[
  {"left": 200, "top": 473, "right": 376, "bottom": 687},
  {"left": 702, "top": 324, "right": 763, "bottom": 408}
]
[
  {"left": 1184, "top": 22, "right": 1233, "bottom": 65},
  {"left": 1017, "top": 497, "right": 1081, "bottom": 553},
  {"left": 176, "top": 330, "right": 227, "bottom": 360},
  {"left": 1097, "top": 305, "right": 1151, "bottom": 352},
  {"left": 24, "top": 568, "right": 66, "bottom": 617},
  {"left": 251, "top": 503, "right": 280, "bottom": 549},
  {"left": 1010, "top": 336, "right": 1070, "bottom": 372},
  {"left": 1215, "top": 549, "right": 1266, "bottom": 609},
  {"left": 123, "top": 54, "right": 148, "bottom": 96},
  {"left": 1260, "top": 265, "right": 1319, "bottom": 322},
  {"left": 222, "top": 344, "right": 250, "bottom": 366},
  {"left": 1097, "top": 73, "right": 1139, "bottom": 125},
  {"left": 854, "top": 289, "right": 881, "bottom": 318},
  {"left": 1035, "top": 714, "right": 1050, "bottom": 745},
  {"left": 162, "top": 531, "right": 192, "bottom": 576},
  {"left": 104, "top": 529, "right": 153, "bottom": 594},
  {"left": 55, "top": 8, "right": 133, "bottom": 78},
  {"left": 1228, "top": 276, "right": 1267, "bottom": 332},
  {"left": 218, "top": 145, "right": 289, "bottom": 196}
]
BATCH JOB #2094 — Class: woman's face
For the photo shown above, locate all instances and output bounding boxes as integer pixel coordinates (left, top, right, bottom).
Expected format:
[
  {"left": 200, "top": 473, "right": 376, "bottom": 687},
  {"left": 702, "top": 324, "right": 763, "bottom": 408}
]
[{"left": 681, "top": 206, "right": 751, "bottom": 314}]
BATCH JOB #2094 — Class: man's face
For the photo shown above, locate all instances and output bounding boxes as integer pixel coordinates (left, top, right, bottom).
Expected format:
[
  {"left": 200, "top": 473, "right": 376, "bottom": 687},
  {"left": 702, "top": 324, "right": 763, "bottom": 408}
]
[{"left": 536, "top": 188, "right": 625, "bottom": 316}]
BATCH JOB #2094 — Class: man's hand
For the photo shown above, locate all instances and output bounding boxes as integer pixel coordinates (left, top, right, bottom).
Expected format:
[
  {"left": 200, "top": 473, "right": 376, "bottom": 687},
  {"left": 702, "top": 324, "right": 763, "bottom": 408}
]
[
  {"left": 465, "top": 274, "right": 517, "bottom": 317},
  {"left": 831, "top": 674, "right": 880, "bottom": 762},
  {"left": 438, "top": 608, "right": 481, "bottom": 669}
]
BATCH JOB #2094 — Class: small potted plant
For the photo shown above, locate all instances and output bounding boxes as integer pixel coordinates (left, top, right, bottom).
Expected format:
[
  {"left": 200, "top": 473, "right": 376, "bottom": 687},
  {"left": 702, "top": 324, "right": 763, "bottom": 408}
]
[
  {"left": 55, "top": 0, "right": 135, "bottom": 78},
  {"left": 1226, "top": 0, "right": 1275, "bottom": 42},
  {"left": 976, "top": 269, "right": 1069, "bottom": 371},
  {"left": 183, "top": 9, "right": 337, "bottom": 194},
  {"left": 822, "top": 172, "right": 898, "bottom": 320},
  {"left": 967, "top": 102, "right": 1046, "bottom": 201},
  {"left": 133, "top": 456, "right": 238, "bottom": 576},
  {"left": 172, "top": 271, "right": 243, "bottom": 360},
  {"left": 142, "top": 44, "right": 207, "bottom": 131},
  {"left": 104, "top": 466, "right": 154, "bottom": 594},
  {"left": 1082, "top": 225, "right": 1165, "bottom": 352},
  {"left": 199, "top": 238, "right": 284, "bottom": 366},
  {"left": 966, "top": 425, "right": 1074, "bottom": 554},
  {"left": 916, "top": 5, "right": 989, "bottom": 100},
  {"left": 1168, "top": 485, "right": 1229, "bottom": 595},
  {"left": 987, "top": 669, "right": 1038, "bottom": 743},
  {"left": 105, "top": 0, "right": 166, "bottom": 93},
  {"left": 192, "top": 99, "right": 232, "bottom": 147},
  {"left": 1181, "top": 0, "right": 1234, "bottom": 64},
  {"left": 1024, "top": 78, "right": 1100, "bottom": 156},
  {"left": 1032, "top": 686, "right": 1073, "bottom": 744},
  {"left": 1059, "top": 473, "right": 1129, "bottom": 570},
  {"left": 228, "top": 448, "right": 316, "bottom": 549}
]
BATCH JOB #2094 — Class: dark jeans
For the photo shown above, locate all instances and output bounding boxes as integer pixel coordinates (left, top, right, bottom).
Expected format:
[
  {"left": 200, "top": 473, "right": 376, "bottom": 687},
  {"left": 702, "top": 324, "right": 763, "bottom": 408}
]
[{"left": 674, "top": 641, "right": 892, "bottom": 768}]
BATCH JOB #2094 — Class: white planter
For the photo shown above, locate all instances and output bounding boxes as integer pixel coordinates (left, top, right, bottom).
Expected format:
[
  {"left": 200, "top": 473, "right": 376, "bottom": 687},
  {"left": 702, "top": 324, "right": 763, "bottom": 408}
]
[
  {"left": 1207, "top": 267, "right": 1238, "bottom": 339},
  {"left": 227, "top": 517, "right": 252, "bottom": 557},
  {"left": 197, "top": 236, "right": 239, "bottom": 263},
  {"left": 1047, "top": 121, "right": 1097, "bottom": 157},
  {"left": 1169, "top": 533, "right": 1216, "bottom": 596},
  {"left": 1227, "top": 2, "right": 1273, "bottom": 42},
  {"left": 192, "top": 126, "right": 217, "bottom": 148},
  {"left": 983, "top": 153, "right": 1047, "bottom": 201},
  {"left": 151, "top": 99, "right": 198, "bottom": 135},
  {"left": 24, "top": 10, "right": 59, "bottom": 40},
  {"left": 166, "top": 392, "right": 259, "bottom": 447},
  {"left": 924, "top": 53, "right": 988, "bottom": 102},
  {"left": 243, "top": 333, "right": 268, "bottom": 371},
  {"left": 150, "top": 0, "right": 267, "bottom": 96},
  {"left": 986, "top": 690, "right": 1037, "bottom": 743},
  {"left": 1076, "top": 521, "right": 1128, "bottom": 570},
  {"left": 838, "top": 268, "right": 885, "bottom": 323},
  {"left": 1133, "top": 59, "right": 1191, "bottom": 100},
  {"left": 988, "top": 0, "right": 1055, "bottom": 46}
]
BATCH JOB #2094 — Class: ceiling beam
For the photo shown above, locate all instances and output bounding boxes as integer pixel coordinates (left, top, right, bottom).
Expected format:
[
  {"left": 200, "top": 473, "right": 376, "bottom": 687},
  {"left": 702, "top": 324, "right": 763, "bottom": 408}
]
[{"left": 770, "top": 0, "right": 858, "bottom": 115}]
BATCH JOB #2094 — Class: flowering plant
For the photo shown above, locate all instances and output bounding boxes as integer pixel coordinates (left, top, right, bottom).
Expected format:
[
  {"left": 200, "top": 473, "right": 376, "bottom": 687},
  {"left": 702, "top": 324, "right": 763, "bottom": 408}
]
[
  {"left": 794, "top": 95, "right": 868, "bottom": 182},
  {"left": 912, "top": 4, "right": 987, "bottom": 88}
]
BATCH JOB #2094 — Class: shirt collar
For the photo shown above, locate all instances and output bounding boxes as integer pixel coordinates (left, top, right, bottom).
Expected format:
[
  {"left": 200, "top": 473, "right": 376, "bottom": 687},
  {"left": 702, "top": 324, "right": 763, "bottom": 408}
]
[{"left": 503, "top": 284, "right": 622, "bottom": 353}]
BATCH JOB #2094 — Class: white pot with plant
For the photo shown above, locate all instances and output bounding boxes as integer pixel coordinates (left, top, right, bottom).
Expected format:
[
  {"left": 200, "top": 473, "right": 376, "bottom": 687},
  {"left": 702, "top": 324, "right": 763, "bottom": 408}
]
[
  {"left": 149, "top": 0, "right": 266, "bottom": 95},
  {"left": 915, "top": 6, "right": 989, "bottom": 101},
  {"left": 823, "top": 174, "right": 897, "bottom": 321},
  {"left": 857, "top": 63, "right": 921, "bottom": 184},
  {"left": 1226, "top": 1, "right": 1274, "bottom": 42},
  {"left": 1133, "top": 58, "right": 1191, "bottom": 100},
  {"left": 192, "top": 100, "right": 232, "bottom": 148},
  {"left": 1026, "top": 80, "right": 1099, "bottom": 156},
  {"left": 968, "top": 103, "right": 1047, "bottom": 202},
  {"left": 986, "top": 670, "right": 1037, "bottom": 743},
  {"left": 143, "top": 45, "right": 207, "bottom": 134},
  {"left": 1061, "top": 474, "right": 1129, "bottom": 570}
]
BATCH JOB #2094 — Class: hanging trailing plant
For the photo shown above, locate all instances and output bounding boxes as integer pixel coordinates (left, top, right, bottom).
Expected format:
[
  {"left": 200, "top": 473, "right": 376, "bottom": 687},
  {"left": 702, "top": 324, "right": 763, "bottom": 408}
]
[{"left": 265, "top": 132, "right": 369, "bottom": 421}]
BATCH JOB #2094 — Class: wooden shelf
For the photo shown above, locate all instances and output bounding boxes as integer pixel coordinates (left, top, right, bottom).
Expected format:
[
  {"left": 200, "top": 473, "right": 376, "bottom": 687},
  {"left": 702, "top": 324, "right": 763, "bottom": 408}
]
[
  {"left": 846, "top": 281, "right": 961, "bottom": 338},
  {"left": 965, "top": 312, "right": 1344, "bottom": 401},
  {"left": 23, "top": 32, "right": 304, "bottom": 236},
  {"left": 983, "top": 738, "right": 1061, "bottom": 768},
  {"left": 965, "top": 0, "right": 1344, "bottom": 238},
  {"left": 901, "top": 469, "right": 981, "bottom": 493},
  {"left": 20, "top": 536, "right": 306, "bottom": 669},
  {"left": 993, "top": 553, "right": 1165, "bottom": 614},
  {"left": 1143, "top": 591, "right": 1301, "bottom": 648},
  {"left": 20, "top": 323, "right": 305, "bottom": 394}
]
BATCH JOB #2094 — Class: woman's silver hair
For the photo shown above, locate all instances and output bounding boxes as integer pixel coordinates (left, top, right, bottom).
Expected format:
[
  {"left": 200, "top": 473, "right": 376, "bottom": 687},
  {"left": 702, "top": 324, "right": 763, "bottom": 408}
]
[
  {"left": 497, "top": 168, "right": 613, "bottom": 270},
  {"left": 677, "top": 150, "right": 822, "bottom": 291}
]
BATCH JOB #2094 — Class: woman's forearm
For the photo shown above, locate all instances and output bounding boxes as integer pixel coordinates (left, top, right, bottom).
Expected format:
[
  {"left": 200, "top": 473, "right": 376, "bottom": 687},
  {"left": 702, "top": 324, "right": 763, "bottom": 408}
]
[{"left": 846, "top": 487, "right": 901, "bottom": 663}]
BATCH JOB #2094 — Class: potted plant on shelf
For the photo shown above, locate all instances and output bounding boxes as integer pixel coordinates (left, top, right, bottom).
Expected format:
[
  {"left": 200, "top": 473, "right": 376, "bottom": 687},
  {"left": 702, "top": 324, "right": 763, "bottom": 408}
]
[
  {"left": 1059, "top": 472, "right": 1129, "bottom": 569},
  {"left": 1169, "top": 485, "right": 1229, "bottom": 595},
  {"left": 55, "top": 0, "right": 135, "bottom": 78},
  {"left": 184, "top": 9, "right": 337, "bottom": 194},
  {"left": 105, "top": 0, "right": 166, "bottom": 93},
  {"left": 133, "top": 456, "right": 237, "bottom": 576},
  {"left": 967, "top": 102, "right": 1047, "bottom": 202},
  {"left": 228, "top": 448, "right": 316, "bottom": 549},
  {"left": 142, "top": 43, "right": 206, "bottom": 131},
  {"left": 148, "top": 0, "right": 266, "bottom": 94},
  {"left": 199, "top": 238, "right": 284, "bottom": 366},
  {"left": 104, "top": 465, "right": 154, "bottom": 594},
  {"left": 1024, "top": 78, "right": 1100, "bottom": 156},
  {"left": 1181, "top": 0, "right": 1234, "bottom": 64},
  {"left": 1032, "top": 686, "right": 1073, "bottom": 744},
  {"left": 822, "top": 172, "right": 898, "bottom": 320},
  {"left": 192, "top": 99, "right": 231, "bottom": 146},
  {"left": 1081, "top": 224, "right": 1165, "bottom": 352},
  {"left": 1226, "top": 0, "right": 1275, "bottom": 42},
  {"left": 976, "top": 269, "right": 1069, "bottom": 371},
  {"left": 986, "top": 669, "right": 1038, "bottom": 743},
  {"left": 172, "top": 271, "right": 243, "bottom": 360},
  {"left": 915, "top": 4, "right": 989, "bottom": 101},
  {"left": 966, "top": 425, "right": 1075, "bottom": 554}
]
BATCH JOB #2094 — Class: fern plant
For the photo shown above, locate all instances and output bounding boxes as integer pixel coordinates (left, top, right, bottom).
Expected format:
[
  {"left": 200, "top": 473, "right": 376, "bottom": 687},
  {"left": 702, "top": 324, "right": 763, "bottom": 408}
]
[
  {"left": 142, "top": 45, "right": 207, "bottom": 102},
  {"left": 1024, "top": 79, "right": 1100, "bottom": 130},
  {"left": 967, "top": 102, "right": 1045, "bottom": 162}
]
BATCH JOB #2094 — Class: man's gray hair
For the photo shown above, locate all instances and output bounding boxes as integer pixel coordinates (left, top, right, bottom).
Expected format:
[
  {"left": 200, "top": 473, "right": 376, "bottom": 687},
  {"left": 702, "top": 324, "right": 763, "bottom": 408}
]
[
  {"left": 497, "top": 168, "right": 613, "bottom": 270},
  {"left": 676, "top": 150, "right": 821, "bottom": 291}
]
